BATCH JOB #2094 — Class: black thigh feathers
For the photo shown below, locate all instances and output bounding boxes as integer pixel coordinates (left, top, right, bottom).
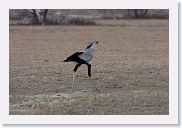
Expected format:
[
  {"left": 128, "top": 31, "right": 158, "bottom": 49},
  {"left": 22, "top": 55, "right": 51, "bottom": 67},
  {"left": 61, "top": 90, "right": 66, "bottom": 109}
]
[
  {"left": 73, "top": 63, "right": 91, "bottom": 77},
  {"left": 74, "top": 63, "right": 82, "bottom": 72},
  {"left": 64, "top": 52, "right": 92, "bottom": 77},
  {"left": 87, "top": 64, "right": 91, "bottom": 77}
]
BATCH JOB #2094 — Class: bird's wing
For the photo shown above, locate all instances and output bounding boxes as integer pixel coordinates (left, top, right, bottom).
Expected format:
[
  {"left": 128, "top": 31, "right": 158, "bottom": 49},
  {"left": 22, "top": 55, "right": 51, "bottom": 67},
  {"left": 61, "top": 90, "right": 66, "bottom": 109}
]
[
  {"left": 64, "top": 52, "right": 83, "bottom": 62},
  {"left": 70, "top": 52, "right": 83, "bottom": 57}
]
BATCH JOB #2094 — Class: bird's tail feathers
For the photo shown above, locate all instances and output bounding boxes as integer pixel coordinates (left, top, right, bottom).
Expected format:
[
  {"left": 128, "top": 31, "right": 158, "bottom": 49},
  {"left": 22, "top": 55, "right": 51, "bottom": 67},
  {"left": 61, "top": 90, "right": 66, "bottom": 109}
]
[{"left": 63, "top": 59, "right": 70, "bottom": 62}]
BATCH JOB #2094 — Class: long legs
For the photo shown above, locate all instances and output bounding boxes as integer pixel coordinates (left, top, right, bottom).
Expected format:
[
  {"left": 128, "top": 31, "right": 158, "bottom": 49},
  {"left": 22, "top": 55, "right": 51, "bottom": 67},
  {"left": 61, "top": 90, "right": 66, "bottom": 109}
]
[
  {"left": 71, "top": 63, "right": 82, "bottom": 92},
  {"left": 87, "top": 64, "right": 100, "bottom": 92},
  {"left": 71, "top": 71, "right": 75, "bottom": 92},
  {"left": 71, "top": 63, "right": 100, "bottom": 92},
  {"left": 89, "top": 77, "right": 100, "bottom": 92}
]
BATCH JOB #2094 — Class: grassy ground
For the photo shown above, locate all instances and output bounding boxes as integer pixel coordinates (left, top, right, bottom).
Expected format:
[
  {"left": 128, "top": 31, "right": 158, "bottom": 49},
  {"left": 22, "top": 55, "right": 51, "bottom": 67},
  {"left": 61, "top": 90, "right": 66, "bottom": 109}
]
[{"left": 9, "top": 19, "right": 169, "bottom": 115}]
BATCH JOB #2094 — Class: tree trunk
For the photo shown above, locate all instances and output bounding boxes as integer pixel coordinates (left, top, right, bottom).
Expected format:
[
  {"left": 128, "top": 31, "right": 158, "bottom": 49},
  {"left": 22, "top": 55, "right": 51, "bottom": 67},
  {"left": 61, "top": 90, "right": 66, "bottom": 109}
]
[
  {"left": 127, "top": 9, "right": 130, "bottom": 17},
  {"left": 134, "top": 9, "right": 139, "bottom": 18},
  {"left": 32, "top": 9, "right": 39, "bottom": 24},
  {"left": 42, "top": 9, "right": 48, "bottom": 25},
  {"left": 29, "top": 9, "right": 48, "bottom": 25},
  {"left": 144, "top": 9, "right": 148, "bottom": 15}
]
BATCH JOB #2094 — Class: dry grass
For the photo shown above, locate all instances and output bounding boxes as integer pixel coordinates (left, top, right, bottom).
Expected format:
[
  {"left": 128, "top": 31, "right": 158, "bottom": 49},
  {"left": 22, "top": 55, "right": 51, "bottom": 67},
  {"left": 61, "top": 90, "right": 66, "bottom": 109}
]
[{"left": 9, "top": 19, "right": 169, "bottom": 115}]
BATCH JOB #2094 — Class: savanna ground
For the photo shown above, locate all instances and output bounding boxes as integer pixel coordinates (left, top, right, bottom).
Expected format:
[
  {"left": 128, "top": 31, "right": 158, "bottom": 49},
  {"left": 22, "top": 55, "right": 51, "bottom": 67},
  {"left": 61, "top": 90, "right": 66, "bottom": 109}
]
[{"left": 9, "top": 19, "right": 169, "bottom": 115}]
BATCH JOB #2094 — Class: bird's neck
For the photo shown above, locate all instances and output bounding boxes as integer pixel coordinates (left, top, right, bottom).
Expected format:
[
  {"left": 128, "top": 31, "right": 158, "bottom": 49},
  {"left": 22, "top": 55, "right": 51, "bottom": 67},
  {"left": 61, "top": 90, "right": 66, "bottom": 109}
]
[
  {"left": 84, "top": 45, "right": 96, "bottom": 56},
  {"left": 84, "top": 43, "right": 96, "bottom": 55},
  {"left": 85, "top": 47, "right": 95, "bottom": 54},
  {"left": 90, "top": 43, "right": 96, "bottom": 50}
]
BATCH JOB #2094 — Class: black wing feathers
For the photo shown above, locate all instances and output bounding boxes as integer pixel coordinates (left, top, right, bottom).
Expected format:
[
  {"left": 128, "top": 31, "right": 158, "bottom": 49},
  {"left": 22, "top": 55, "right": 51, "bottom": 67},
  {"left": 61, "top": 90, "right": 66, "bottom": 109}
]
[{"left": 64, "top": 52, "right": 86, "bottom": 64}]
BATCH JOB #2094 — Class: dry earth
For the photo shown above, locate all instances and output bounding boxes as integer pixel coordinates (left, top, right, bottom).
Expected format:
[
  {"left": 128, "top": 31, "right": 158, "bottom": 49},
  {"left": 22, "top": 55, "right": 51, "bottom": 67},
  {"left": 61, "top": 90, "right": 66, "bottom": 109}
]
[{"left": 9, "top": 20, "right": 169, "bottom": 115}]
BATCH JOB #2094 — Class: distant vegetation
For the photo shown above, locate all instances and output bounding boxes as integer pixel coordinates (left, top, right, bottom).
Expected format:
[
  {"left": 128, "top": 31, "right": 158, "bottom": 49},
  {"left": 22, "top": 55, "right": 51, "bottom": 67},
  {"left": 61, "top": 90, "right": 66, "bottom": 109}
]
[{"left": 9, "top": 9, "right": 169, "bottom": 25}]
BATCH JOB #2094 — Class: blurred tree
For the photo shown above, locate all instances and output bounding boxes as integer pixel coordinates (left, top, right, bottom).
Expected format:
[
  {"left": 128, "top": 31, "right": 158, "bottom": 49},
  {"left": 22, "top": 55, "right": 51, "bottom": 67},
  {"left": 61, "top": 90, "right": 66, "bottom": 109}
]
[
  {"left": 28, "top": 9, "right": 48, "bottom": 25},
  {"left": 127, "top": 9, "right": 149, "bottom": 18}
]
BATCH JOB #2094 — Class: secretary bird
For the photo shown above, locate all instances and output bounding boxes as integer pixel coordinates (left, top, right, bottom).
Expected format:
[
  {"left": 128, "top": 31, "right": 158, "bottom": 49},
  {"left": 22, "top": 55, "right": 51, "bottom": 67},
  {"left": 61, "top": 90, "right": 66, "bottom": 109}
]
[{"left": 64, "top": 41, "right": 99, "bottom": 92}]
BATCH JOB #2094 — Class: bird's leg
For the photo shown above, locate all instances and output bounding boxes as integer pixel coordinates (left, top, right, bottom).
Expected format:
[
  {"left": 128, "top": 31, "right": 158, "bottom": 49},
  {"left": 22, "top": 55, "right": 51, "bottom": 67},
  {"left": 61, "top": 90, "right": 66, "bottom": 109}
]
[
  {"left": 71, "top": 71, "right": 75, "bottom": 93},
  {"left": 87, "top": 64, "right": 100, "bottom": 92},
  {"left": 71, "top": 63, "right": 82, "bottom": 92},
  {"left": 90, "top": 77, "right": 100, "bottom": 92}
]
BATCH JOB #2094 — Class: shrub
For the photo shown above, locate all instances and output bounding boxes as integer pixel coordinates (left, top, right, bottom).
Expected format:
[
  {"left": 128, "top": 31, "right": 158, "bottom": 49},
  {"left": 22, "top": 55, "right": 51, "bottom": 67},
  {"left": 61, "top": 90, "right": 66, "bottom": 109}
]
[
  {"left": 46, "top": 16, "right": 96, "bottom": 25},
  {"left": 65, "top": 17, "right": 96, "bottom": 25}
]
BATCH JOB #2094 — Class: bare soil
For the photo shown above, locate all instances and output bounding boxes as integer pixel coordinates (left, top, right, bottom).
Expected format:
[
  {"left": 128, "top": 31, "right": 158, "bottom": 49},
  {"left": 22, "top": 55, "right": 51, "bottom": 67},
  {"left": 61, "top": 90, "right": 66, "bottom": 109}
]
[{"left": 9, "top": 20, "right": 169, "bottom": 115}]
